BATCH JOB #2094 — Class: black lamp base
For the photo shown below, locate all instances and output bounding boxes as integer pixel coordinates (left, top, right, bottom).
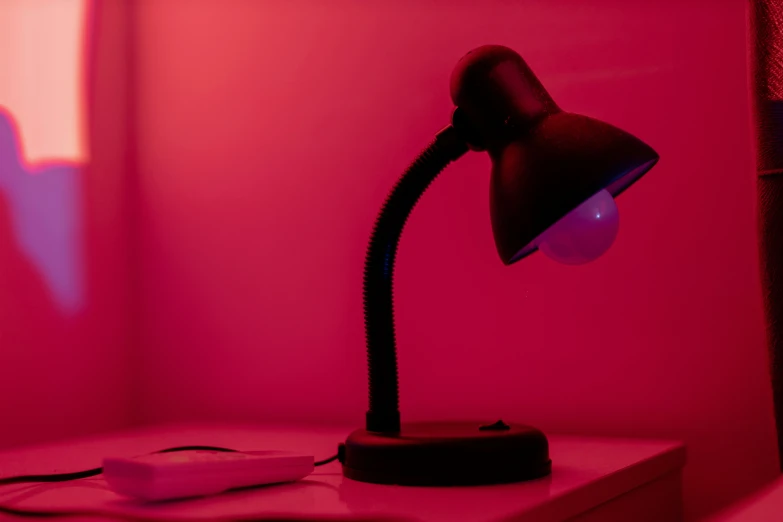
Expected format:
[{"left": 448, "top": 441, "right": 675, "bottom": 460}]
[{"left": 339, "top": 421, "right": 551, "bottom": 486}]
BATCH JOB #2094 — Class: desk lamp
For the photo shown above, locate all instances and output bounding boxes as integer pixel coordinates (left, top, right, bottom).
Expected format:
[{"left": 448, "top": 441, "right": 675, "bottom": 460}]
[{"left": 338, "top": 45, "right": 659, "bottom": 486}]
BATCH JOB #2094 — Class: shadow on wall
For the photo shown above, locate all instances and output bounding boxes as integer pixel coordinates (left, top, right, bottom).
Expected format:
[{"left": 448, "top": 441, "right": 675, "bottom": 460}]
[{"left": 0, "top": 108, "right": 84, "bottom": 315}]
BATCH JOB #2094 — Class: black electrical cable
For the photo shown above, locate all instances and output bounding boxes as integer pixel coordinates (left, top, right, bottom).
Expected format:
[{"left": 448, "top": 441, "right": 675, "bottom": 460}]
[
  {"left": 313, "top": 454, "right": 339, "bottom": 467},
  {"left": 0, "top": 507, "right": 405, "bottom": 522},
  {"left": 0, "top": 444, "right": 341, "bottom": 519},
  {"left": 0, "top": 445, "right": 239, "bottom": 486},
  {"left": 0, "top": 505, "right": 384, "bottom": 521}
]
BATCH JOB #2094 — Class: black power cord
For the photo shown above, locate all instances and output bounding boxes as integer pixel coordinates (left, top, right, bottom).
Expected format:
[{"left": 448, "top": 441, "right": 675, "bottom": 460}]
[
  {"left": 313, "top": 454, "right": 339, "bottom": 467},
  {"left": 0, "top": 446, "right": 239, "bottom": 487},
  {"left": 0, "top": 444, "right": 341, "bottom": 519}
]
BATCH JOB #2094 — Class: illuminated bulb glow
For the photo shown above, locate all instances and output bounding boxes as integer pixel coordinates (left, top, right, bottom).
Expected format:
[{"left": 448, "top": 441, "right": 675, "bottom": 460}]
[{"left": 538, "top": 189, "right": 619, "bottom": 265}]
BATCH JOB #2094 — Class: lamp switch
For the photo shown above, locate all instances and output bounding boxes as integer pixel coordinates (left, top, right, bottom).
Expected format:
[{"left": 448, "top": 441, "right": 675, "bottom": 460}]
[{"left": 479, "top": 420, "right": 511, "bottom": 431}]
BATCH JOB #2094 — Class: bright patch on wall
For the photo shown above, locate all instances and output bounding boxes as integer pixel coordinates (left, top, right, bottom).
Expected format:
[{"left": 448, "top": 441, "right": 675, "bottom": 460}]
[
  {"left": 0, "top": 0, "right": 89, "bottom": 163},
  {"left": 0, "top": 0, "right": 89, "bottom": 314}
]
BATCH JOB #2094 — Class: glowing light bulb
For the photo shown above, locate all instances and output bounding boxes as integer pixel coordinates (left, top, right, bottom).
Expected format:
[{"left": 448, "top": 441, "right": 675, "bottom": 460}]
[{"left": 538, "top": 189, "right": 619, "bottom": 265}]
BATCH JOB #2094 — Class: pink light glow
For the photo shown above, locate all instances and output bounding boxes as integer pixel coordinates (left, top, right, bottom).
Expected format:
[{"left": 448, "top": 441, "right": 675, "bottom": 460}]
[
  {"left": 0, "top": 0, "right": 134, "bottom": 448},
  {"left": 0, "top": 1, "right": 89, "bottom": 313},
  {"left": 130, "top": 2, "right": 778, "bottom": 519},
  {"left": 0, "top": 0, "right": 89, "bottom": 164},
  {"left": 0, "top": 2, "right": 778, "bottom": 521},
  {"left": 0, "top": 109, "right": 84, "bottom": 313}
]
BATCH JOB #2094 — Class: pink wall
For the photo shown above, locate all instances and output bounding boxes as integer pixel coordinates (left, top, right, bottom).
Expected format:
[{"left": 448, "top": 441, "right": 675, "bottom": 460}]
[
  {"left": 132, "top": 0, "right": 779, "bottom": 518},
  {"left": 0, "top": 1, "right": 135, "bottom": 447}
]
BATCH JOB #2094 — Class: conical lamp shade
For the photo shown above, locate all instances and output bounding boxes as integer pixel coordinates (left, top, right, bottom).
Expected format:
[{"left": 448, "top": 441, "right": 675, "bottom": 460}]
[
  {"left": 491, "top": 112, "right": 659, "bottom": 264},
  {"left": 450, "top": 44, "right": 658, "bottom": 265}
]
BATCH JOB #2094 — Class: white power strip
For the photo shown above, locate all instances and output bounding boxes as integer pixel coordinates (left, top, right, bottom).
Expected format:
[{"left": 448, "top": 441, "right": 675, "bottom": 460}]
[{"left": 103, "top": 450, "right": 315, "bottom": 501}]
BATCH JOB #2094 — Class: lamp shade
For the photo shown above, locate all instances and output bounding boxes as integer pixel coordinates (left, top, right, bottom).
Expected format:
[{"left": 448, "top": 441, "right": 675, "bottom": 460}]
[{"left": 451, "top": 45, "right": 659, "bottom": 265}]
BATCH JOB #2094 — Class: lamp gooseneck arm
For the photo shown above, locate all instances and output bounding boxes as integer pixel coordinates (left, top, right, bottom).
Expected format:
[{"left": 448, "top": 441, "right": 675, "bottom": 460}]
[{"left": 363, "top": 124, "right": 469, "bottom": 433}]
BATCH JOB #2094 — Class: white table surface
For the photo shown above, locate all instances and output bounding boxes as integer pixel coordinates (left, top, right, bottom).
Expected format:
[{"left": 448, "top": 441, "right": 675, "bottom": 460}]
[
  {"left": 707, "top": 476, "right": 783, "bottom": 522},
  {"left": 0, "top": 423, "right": 686, "bottom": 522}
]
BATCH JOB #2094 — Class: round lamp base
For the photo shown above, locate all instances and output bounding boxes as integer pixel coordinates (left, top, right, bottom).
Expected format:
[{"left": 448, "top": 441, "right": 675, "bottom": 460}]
[{"left": 339, "top": 420, "right": 551, "bottom": 486}]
